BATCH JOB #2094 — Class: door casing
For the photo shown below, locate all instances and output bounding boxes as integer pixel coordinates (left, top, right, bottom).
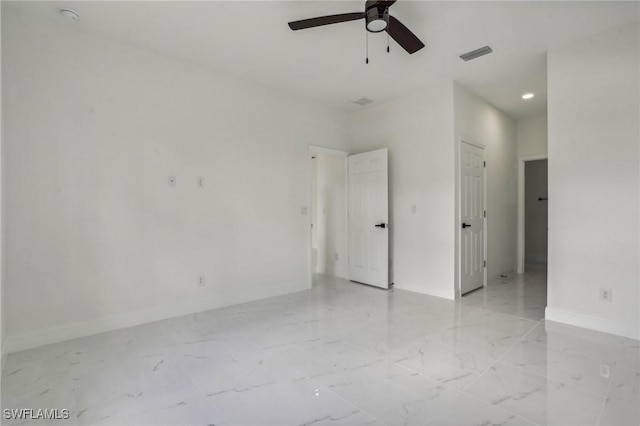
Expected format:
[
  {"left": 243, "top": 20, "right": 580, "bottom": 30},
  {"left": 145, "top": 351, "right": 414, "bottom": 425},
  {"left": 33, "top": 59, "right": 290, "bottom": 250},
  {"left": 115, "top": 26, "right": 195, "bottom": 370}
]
[{"left": 308, "top": 145, "right": 348, "bottom": 289}]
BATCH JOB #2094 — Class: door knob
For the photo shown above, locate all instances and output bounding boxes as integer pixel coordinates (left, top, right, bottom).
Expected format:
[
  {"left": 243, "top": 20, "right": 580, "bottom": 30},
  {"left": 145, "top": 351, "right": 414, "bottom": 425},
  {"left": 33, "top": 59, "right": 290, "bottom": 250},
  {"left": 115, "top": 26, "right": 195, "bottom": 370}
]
[
  {"left": 462, "top": 223, "right": 471, "bottom": 229},
  {"left": 375, "top": 223, "right": 387, "bottom": 228}
]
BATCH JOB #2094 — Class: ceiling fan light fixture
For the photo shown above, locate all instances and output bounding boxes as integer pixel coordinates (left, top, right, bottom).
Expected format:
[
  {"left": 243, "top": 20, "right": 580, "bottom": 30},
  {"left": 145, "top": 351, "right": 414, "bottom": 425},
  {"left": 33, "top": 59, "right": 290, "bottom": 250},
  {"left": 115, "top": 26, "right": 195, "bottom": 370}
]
[
  {"left": 367, "top": 18, "right": 387, "bottom": 32},
  {"left": 365, "top": 5, "right": 388, "bottom": 33},
  {"left": 522, "top": 93, "right": 535, "bottom": 100}
]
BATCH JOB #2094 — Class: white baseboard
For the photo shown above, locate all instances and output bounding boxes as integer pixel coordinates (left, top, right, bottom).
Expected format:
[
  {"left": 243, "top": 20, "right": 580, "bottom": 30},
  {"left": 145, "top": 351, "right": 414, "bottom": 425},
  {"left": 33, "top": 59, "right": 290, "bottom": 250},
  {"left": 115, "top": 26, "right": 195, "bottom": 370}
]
[
  {"left": 5, "top": 289, "right": 294, "bottom": 354},
  {"left": 545, "top": 306, "right": 640, "bottom": 341}
]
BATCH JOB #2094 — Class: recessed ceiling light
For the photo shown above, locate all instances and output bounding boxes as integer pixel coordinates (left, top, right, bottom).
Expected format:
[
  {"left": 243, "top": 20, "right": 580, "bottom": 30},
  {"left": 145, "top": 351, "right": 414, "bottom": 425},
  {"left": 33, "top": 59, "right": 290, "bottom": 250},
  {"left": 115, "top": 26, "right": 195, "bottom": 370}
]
[
  {"left": 59, "top": 8, "right": 80, "bottom": 21},
  {"left": 522, "top": 93, "right": 535, "bottom": 100}
]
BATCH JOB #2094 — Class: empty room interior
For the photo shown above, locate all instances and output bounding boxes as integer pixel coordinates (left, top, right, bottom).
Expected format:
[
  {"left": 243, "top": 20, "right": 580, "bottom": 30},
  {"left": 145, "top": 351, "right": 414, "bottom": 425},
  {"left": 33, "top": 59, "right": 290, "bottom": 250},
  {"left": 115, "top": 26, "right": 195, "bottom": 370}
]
[{"left": 1, "top": 1, "right": 639, "bottom": 425}]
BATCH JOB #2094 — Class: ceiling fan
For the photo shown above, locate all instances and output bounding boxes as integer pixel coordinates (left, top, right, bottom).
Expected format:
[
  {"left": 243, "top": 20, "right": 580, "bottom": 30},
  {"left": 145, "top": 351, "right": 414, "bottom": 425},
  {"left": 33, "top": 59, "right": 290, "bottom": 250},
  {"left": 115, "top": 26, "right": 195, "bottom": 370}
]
[{"left": 288, "top": 0, "right": 425, "bottom": 55}]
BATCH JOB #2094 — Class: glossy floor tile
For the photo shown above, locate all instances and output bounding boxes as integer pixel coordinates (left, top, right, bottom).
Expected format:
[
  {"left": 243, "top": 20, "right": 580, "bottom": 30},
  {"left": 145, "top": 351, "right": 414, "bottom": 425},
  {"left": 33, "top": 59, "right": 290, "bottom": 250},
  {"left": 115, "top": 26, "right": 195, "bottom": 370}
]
[{"left": 2, "top": 271, "right": 639, "bottom": 425}]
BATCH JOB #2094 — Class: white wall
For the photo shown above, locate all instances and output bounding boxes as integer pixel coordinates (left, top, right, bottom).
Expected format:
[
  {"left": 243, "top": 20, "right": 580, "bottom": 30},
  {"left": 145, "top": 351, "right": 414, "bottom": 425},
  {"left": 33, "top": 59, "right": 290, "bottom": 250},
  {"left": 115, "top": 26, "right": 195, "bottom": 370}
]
[
  {"left": 314, "top": 153, "right": 347, "bottom": 278},
  {"left": 0, "top": 0, "right": 5, "bottom": 381},
  {"left": 517, "top": 114, "right": 548, "bottom": 158},
  {"left": 2, "top": 8, "right": 349, "bottom": 352},
  {"left": 547, "top": 23, "right": 639, "bottom": 340},
  {"left": 349, "top": 83, "right": 456, "bottom": 299},
  {"left": 454, "top": 84, "right": 518, "bottom": 286},
  {"left": 348, "top": 83, "right": 516, "bottom": 299}
]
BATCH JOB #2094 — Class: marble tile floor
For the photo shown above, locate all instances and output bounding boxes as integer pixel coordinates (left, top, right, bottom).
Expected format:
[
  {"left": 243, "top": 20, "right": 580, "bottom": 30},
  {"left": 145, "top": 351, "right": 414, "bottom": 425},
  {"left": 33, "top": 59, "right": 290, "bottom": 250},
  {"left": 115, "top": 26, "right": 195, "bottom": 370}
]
[{"left": 2, "top": 271, "right": 638, "bottom": 426}]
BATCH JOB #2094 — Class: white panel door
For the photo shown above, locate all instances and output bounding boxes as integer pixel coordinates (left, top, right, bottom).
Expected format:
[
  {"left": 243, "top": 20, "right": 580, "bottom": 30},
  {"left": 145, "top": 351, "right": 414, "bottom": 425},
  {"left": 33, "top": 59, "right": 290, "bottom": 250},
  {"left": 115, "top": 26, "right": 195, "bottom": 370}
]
[
  {"left": 348, "top": 149, "right": 389, "bottom": 289},
  {"left": 461, "top": 142, "right": 485, "bottom": 294}
]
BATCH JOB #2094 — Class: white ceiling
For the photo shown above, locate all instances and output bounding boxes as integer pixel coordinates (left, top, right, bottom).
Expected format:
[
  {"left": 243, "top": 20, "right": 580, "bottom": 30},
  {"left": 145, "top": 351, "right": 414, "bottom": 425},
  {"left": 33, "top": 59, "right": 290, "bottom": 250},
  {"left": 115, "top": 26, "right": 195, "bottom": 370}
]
[{"left": 8, "top": 1, "right": 640, "bottom": 119}]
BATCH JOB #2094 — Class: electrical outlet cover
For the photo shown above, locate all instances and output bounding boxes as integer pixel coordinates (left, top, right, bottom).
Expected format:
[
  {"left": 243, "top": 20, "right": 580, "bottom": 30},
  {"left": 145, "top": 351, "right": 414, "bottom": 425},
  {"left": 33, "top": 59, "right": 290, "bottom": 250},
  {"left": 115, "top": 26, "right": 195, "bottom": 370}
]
[{"left": 599, "top": 288, "right": 612, "bottom": 302}]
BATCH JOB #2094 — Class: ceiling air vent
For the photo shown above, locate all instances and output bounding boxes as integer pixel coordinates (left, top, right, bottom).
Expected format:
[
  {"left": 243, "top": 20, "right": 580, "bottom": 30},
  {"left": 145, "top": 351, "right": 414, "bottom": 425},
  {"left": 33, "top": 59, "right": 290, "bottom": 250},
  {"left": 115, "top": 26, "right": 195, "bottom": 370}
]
[
  {"left": 353, "top": 97, "right": 374, "bottom": 106},
  {"left": 459, "top": 46, "right": 493, "bottom": 62}
]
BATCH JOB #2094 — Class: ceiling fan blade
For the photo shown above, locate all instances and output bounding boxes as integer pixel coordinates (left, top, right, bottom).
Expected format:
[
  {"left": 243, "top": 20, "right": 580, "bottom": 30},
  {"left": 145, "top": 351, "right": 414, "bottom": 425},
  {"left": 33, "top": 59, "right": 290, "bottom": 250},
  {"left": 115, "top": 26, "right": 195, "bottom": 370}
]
[
  {"left": 386, "top": 15, "right": 425, "bottom": 54},
  {"left": 288, "top": 13, "right": 365, "bottom": 31}
]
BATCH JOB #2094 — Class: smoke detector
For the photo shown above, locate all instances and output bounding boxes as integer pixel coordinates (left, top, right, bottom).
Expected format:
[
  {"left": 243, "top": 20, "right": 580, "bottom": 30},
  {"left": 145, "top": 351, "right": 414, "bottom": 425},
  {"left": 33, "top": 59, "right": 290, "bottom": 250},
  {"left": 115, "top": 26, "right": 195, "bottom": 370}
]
[{"left": 59, "top": 8, "right": 80, "bottom": 21}]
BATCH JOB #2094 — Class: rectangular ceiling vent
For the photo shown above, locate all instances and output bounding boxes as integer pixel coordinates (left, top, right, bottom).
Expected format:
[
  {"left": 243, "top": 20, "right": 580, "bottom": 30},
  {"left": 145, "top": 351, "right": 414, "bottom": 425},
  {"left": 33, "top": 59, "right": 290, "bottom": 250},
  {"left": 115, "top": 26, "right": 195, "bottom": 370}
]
[
  {"left": 353, "top": 97, "right": 374, "bottom": 106},
  {"left": 459, "top": 46, "right": 493, "bottom": 62}
]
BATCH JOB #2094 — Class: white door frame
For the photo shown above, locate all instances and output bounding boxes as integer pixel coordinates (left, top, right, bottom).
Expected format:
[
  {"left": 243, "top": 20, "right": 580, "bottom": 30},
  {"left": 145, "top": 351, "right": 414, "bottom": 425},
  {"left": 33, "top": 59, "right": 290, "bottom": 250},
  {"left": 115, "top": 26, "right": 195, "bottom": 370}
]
[
  {"left": 308, "top": 145, "right": 348, "bottom": 289},
  {"left": 517, "top": 155, "right": 548, "bottom": 274},
  {"left": 455, "top": 138, "right": 487, "bottom": 298}
]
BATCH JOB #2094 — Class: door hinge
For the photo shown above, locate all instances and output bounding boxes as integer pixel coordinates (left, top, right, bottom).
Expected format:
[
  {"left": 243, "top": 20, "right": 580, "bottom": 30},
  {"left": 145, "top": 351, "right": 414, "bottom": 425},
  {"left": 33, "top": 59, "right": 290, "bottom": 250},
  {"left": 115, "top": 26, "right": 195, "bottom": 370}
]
[
  {"left": 484, "top": 210, "right": 486, "bottom": 218},
  {"left": 483, "top": 260, "right": 486, "bottom": 267},
  {"left": 483, "top": 161, "right": 486, "bottom": 168}
]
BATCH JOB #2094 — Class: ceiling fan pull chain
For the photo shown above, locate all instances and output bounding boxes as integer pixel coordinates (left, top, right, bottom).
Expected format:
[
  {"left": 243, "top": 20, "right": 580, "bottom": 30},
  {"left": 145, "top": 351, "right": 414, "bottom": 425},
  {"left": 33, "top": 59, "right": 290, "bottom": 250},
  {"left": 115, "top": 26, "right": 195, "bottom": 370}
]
[
  {"left": 366, "top": 30, "right": 369, "bottom": 64},
  {"left": 387, "top": 31, "right": 390, "bottom": 53}
]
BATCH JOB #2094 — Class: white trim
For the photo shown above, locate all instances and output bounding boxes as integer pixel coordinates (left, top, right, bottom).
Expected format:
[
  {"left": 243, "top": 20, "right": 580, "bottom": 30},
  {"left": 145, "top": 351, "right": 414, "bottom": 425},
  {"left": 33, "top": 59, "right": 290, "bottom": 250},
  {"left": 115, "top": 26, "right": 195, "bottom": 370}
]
[
  {"left": 343, "top": 156, "right": 349, "bottom": 281},
  {"left": 456, "top": 138, "right": 487, "bottom": 298},
  {"left": 461, "top": 139, "right": 486, "bottom": 150},
  {"left": 545, "top": 306, "right": 640, "bottom": 341},
  {"left": 308, "top": 151, "right": 315, "bottom": 290},
  {"left": 307, "top": 145, "right": 349, "bottom": 288},
  {"left": 517, "top": 155, "right": 548, "bottom": 273},
  {"left": 4, "top": 288, "right": 297, "bottom": 354}
]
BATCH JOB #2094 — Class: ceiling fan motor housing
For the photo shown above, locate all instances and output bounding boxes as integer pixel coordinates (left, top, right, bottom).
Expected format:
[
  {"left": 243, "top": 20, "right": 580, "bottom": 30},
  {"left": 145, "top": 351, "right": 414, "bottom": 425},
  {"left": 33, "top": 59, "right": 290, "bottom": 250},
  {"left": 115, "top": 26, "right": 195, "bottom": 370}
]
[{"left": 365, "top": 1, "right": 389, "bottom": 33}]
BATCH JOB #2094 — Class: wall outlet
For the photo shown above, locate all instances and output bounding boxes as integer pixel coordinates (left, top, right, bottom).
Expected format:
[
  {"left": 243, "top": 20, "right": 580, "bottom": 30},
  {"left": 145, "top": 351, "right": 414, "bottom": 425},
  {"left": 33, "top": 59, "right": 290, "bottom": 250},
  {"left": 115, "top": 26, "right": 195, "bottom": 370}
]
[
  {"left": 599, "top": 288, "right": 612, "bottom": 302},
  {"left": 197, "top": 275, "right": 206, "bottom": 287},
  {"left": 411, "top": 204, "right": 417, "bottom": 214},
  {"left": 197, "top": 176, "right": 205, "bottom": 188},
  {"left": 300, "top": 206, "right": 308, "bottom": 215},
  {"left": 334, "top": 252, "right": 339, "bottom": 261},
  {"left": 168, "top": 175, "right": 176, "bottom": 187}
]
